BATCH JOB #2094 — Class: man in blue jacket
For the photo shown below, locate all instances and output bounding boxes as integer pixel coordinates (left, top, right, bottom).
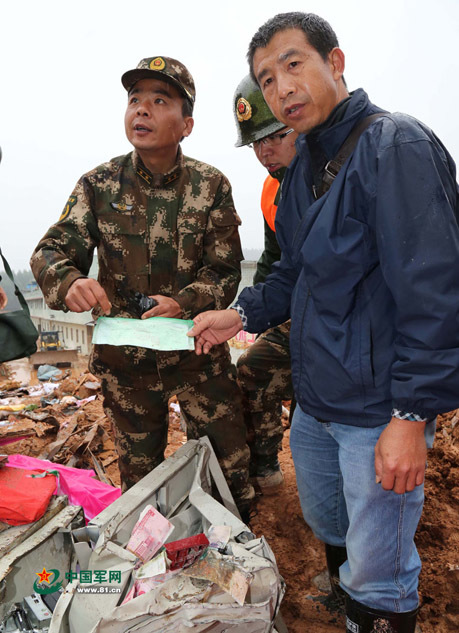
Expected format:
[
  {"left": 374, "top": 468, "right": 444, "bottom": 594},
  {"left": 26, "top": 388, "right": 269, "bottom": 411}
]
[{"left": 189, "top": 11, "right": 459, "bottom": 633}]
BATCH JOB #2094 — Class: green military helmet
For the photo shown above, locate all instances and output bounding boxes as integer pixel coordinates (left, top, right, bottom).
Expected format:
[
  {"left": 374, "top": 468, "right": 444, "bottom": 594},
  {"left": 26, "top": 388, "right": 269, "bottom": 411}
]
[{"left": 234, "top": 75, "right": 285, "bottom": 148}]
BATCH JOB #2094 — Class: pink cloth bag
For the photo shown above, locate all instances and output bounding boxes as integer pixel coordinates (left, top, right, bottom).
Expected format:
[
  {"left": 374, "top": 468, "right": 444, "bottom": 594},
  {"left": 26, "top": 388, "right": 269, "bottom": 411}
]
[{"left": 6, "top": 454, "right": 121, "bottom": 520}]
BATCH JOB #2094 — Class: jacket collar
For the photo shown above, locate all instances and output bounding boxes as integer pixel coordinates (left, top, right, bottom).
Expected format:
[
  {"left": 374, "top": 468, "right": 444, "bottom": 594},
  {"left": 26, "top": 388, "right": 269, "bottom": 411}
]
[
  {"left": 132, "top": 147, "right": 183, "bottom": 188},
  {"left": 296, "top": 89, "right": 380, "bottom": 162}
]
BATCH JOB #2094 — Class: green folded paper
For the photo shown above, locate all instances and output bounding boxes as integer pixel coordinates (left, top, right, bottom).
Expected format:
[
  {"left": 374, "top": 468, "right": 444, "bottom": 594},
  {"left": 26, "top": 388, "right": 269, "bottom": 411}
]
[{"left": 92, "top": 316, "right": 195, "bottom": 351}]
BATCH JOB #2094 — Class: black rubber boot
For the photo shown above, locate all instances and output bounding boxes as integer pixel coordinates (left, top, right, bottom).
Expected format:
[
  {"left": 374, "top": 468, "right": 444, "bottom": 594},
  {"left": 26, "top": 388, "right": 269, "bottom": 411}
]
[
  {"left": 345, "top": 595, "right": 418, "bottom": 632},
  {"left": 325, "top": 543, "right": 348, "bottom": 597},
  {"left": 310, "top": 544, "right": 348, "bottom": 614}
]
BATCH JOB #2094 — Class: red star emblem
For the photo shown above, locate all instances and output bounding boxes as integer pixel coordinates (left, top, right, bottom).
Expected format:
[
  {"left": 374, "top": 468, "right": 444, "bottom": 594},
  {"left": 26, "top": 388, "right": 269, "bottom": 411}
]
[
  {"left": 36, "top": 567, "right": 52, "bottom": 584},
  {"left": 238, "top": 102, "right": 246, "bottom": 114}
]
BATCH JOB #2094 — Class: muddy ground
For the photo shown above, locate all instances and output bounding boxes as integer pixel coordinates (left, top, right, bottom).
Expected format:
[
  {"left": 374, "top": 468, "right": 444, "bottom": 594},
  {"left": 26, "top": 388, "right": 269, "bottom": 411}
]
[{"left": 1, "top": 356, "right": 457, "bottom": 632}]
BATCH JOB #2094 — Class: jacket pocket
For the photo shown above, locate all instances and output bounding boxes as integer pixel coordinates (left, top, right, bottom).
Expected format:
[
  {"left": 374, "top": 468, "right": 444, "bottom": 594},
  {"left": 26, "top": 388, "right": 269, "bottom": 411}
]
[
  {"left": 97, "top": 212, "right": 148, "bottom": 275},
  {"left": 210, "top": 207, "right": 242, "bottom": 228},
  {"left": 177, "top": 210, "right": 208, "bottom": 234},
  {"left": 98, "top": 211, "right": 147, "bottom": 235}
]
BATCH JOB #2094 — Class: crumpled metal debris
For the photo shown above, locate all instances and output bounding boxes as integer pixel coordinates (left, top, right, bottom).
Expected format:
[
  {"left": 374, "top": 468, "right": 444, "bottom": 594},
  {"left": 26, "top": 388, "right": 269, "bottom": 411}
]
[{"left": 49, "top": 438, "right": 285, "bottom": 633}]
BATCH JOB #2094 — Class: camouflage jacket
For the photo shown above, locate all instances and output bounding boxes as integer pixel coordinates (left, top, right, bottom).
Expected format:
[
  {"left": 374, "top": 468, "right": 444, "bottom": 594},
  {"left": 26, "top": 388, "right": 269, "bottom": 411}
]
[{"left": 31, "top": 148, "right": 243, "bottom": 321}]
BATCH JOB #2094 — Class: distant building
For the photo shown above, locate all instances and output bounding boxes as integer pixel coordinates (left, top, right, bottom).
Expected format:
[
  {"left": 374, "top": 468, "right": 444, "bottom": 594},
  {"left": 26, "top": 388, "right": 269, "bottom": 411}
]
[
  {"left": 25, "top": 288, "right": 94, "bottom": 355},
  {"left": 24, "top": 261, "right": 98, "bottom": 355},
  {"left": 24, "top": 261, "right": 258, "bottom": 357}
]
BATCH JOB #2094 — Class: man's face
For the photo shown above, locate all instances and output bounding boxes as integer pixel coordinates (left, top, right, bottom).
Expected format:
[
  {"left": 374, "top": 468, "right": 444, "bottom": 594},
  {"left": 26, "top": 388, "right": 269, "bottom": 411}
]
[
  {"left": 253, "top": 128, "right": 298, "bottom": 174},
  {"left": 124, "top": 77, "right": 193, "bottom": 158},
  {"left": 252, "top": 28, "right": 347, "bottom": 134}
]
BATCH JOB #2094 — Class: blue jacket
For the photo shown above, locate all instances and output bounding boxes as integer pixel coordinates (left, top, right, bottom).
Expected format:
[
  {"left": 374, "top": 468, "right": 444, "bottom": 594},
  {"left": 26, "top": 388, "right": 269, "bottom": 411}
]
[{"left": 238, "top": 89, "right": 459, "bottom": 427}]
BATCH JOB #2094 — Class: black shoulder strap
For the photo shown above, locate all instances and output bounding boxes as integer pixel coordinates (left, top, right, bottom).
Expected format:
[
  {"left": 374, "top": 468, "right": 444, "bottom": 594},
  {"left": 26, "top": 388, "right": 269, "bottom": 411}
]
[{"left": 317, "top": 113, "right": 383, "bottom": 198}]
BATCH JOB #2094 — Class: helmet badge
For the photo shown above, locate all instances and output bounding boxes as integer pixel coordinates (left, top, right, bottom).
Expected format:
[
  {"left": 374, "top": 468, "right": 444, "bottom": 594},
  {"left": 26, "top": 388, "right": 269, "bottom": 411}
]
[{"left": 236, "top": 97, "right": 252, "bottom": 122}]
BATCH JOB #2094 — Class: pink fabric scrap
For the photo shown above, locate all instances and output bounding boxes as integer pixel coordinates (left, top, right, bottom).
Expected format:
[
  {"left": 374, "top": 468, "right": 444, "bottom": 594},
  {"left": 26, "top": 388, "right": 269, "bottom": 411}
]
[{"left": 5, "top": 454, "right": 121, "bottom": 520}]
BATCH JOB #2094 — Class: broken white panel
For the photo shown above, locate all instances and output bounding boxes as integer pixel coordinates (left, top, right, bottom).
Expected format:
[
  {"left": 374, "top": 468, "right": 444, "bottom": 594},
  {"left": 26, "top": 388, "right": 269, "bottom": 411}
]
[{"left": 0, "top": 503, "right": 82, "bottom": 622}]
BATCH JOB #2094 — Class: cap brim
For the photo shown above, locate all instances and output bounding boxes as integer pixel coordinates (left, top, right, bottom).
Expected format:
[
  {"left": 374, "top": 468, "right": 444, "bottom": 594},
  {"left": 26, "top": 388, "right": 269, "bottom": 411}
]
[{"left": 121, "top": 69, "right": 193, "bottom": 104}]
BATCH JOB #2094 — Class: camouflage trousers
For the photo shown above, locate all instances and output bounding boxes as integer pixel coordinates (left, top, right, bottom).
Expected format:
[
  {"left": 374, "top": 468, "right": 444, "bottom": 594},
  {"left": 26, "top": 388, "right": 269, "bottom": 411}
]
[
  {"left": 236, "top": 320, "right": 292, "bottom": 476},
  {"left": 90, "top": 344, "right": 254, "bottom": 508}
]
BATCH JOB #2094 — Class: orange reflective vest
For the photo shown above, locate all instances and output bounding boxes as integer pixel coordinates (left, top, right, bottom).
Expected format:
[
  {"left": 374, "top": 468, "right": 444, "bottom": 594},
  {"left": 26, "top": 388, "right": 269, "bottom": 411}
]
[{"left": 261, "top": 175, "right": 280, "bottom": 232}]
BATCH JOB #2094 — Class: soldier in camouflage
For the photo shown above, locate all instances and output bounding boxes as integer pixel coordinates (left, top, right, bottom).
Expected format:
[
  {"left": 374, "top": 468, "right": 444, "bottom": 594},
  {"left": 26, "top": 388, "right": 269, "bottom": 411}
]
[
  {"left": 31, "top": 56, "right": 254, "bottom": 515},
  {"left": 233, "top": 75, "right": 297, "bottom": 492}
]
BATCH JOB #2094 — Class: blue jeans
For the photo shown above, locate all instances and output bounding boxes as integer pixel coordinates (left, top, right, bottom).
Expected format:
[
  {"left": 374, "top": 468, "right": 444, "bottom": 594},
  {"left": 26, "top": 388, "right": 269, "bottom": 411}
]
[{"left": 290, "top": 407, "right": 436, "bottom": 612}]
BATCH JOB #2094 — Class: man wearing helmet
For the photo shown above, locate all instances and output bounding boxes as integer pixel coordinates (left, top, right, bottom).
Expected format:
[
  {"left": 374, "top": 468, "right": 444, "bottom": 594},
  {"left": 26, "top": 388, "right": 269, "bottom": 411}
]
[{"left": 233, "top": 75, "right": 297, "bottom": 492}]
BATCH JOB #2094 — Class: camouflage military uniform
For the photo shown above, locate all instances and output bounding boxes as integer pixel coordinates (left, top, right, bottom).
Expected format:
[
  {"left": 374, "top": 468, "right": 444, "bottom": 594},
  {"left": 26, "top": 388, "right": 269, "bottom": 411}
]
[
  {"left": 236, "top": 178, "right": 293, "bottom": 480},
  {"left": 31, "top": 148, "right": 253, "bottom": 507}
]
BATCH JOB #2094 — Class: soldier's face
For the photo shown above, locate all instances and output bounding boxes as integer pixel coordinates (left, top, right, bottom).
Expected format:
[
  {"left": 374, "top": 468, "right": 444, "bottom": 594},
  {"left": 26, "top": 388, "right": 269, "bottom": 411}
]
[
  {"left": 125, "top": 78, "right": 193, "bottom": 158},
  {"left": 252, "top": 28, "right": 346, "bottom": 134},
  {"left": 253, "top": 128, "right": 298, "bottom": 174}
]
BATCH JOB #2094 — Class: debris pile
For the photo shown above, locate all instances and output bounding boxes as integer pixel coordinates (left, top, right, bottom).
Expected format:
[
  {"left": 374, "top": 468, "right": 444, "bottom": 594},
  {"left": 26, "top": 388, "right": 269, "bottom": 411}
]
[
  {"left": 0, "top": 361, "right": 183, "bottom": 487},
  {"left": 55, "top": 438, "right": 285, "bottom": 633},
  {"left": 0, "top": 366, "right": 122, "bottom": 486},
  {"left": 0, "top": 358, "right": 457, "bottom": 633}
]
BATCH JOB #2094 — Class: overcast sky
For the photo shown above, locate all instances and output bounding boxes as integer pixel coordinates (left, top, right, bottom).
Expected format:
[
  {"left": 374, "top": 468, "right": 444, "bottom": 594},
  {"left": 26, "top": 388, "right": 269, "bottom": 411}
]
[{"left": 1, "top": 0, "right": 458, "bottom": 271}]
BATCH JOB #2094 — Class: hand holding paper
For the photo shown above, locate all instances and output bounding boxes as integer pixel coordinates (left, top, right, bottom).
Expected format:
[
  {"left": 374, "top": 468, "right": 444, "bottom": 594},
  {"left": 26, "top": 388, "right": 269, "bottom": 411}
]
[{"left": 187, "top": 309, "right": 243, "bottom": 354}]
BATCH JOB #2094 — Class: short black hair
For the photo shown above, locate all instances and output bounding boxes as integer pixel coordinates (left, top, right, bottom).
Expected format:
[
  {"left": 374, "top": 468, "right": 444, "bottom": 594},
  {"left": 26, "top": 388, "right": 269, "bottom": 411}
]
[
  {"left": 182, "top": 97, "right": 193, "bottom": 118},
  {"left": 180, "top": 98, "right": 194, "bottom": 143},
  {"left": 247, "top": 12, "right": 340, "bottom": 81}
]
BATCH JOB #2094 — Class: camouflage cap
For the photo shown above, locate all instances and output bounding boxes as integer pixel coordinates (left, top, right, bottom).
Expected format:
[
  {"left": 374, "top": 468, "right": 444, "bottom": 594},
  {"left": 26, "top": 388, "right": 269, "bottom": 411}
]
[{"left": 121, "top": 56, "right": 195, "bottom": 105}]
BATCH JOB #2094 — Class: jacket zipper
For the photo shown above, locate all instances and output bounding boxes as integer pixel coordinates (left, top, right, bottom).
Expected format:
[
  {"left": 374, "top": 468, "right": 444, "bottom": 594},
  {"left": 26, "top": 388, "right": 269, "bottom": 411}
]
[
  {"left": 297, "top": 288, "right": 312, "bottom": 387},
  {"left": 291, "top": 183, "right": 324, "bottom": 257}
]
